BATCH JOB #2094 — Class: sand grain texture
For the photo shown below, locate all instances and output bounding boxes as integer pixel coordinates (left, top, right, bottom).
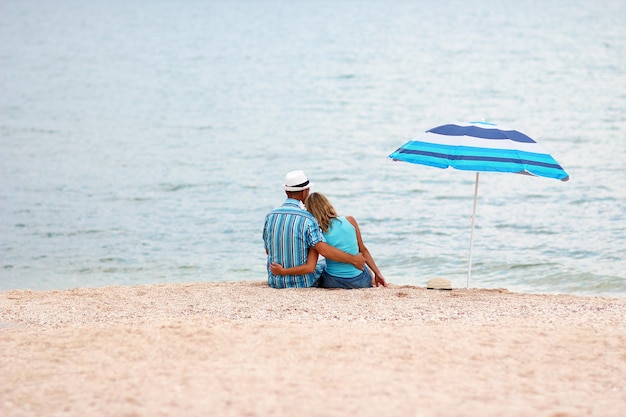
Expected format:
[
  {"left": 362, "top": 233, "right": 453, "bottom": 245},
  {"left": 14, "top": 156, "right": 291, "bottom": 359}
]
[{"left": 1, "top": 281, "right": 625, "bottom": 417}]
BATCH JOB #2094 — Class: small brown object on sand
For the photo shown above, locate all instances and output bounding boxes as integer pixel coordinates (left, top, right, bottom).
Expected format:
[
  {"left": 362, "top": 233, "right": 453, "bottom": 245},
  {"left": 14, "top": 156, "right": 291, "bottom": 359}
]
[{"left": 1, "top": 281, "right": 625, "bottom": 417}]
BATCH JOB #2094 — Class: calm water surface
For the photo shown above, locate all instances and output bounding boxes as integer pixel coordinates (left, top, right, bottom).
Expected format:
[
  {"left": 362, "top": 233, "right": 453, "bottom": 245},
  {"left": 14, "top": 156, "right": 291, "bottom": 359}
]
[{"left": 1, "top": 0, "right": 625, "bottom": 296}]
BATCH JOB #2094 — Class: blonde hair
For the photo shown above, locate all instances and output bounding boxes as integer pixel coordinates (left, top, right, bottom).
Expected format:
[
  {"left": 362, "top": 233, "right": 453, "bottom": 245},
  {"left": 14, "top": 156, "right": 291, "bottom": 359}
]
[{"left": 305, "top": 192, "right": 338, "bottom": 233}]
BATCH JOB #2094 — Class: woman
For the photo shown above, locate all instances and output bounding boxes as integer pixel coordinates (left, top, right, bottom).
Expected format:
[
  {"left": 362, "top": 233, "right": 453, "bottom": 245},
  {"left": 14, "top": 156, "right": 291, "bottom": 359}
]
[{"left": 270, "top": 192, "right": 387, "bottom": 288}]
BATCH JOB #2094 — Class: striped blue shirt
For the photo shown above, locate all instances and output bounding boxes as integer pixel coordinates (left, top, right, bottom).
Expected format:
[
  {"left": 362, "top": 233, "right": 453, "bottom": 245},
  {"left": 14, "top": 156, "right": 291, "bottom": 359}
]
[{"left": 263, "top": 199, "right": 325, "bottom": 288}]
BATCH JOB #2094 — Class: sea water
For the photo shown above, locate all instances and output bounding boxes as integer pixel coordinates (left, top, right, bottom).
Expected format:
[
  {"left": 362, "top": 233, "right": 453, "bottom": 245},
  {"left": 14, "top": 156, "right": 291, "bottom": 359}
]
[{"left": 1, "top": 0, "right": 625, "bottom": 296}]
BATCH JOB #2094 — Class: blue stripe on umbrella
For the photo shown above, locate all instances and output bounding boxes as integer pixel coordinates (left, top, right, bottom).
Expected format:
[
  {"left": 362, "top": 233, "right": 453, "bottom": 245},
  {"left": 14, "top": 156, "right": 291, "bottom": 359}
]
[
  {"left": 428, "top": 124, "right": 537, "bottom": 143},
  {"left": 396, "top": 141, "right": 560, "bottom": 163},
  {"left": 395, "top": 149, "right": 562, "bottom": 170},
  {"left": 392, "top": 152, "right": 568, "bottom": 178}
]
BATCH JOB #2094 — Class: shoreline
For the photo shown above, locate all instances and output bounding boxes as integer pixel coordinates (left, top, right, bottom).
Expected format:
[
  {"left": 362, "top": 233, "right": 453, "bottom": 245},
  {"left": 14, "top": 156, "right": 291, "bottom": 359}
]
[{"left": 2, "top": 281, "right": 625, "bottom": 416}]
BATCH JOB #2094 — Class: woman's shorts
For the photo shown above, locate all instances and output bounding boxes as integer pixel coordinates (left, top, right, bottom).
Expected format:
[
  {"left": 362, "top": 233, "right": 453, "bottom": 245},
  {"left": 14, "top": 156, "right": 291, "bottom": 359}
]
[{"left": 319, "top": 267, "right": 372, "bottom": 289}]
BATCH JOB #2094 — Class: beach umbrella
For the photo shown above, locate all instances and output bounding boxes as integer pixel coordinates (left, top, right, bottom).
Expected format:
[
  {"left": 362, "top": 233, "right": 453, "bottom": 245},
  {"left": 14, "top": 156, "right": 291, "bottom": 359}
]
[{"left": 388, "top": 121, "right": 569, "bottom": 288}]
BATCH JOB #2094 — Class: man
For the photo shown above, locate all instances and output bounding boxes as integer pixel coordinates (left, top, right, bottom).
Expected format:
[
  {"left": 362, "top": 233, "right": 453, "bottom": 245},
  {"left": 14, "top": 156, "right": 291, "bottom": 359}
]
[{"left": 263, "top": 170, "right": 366, "bottom": 288}]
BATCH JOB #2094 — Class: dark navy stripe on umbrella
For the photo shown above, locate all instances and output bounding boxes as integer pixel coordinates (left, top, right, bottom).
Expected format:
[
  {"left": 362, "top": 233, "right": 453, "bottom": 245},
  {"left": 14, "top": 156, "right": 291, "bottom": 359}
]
[
  {"left": 392, "top": 147, "right": 568, "bottom": 179},
  {"left": 397, "top": 141, "right": 561, "bottom": 163},
  {"left": 395, "top": 147, "right": 564, "bottom": 169},
  {"left": 428, "top": 124, "right": 537, "bottom": 143}
]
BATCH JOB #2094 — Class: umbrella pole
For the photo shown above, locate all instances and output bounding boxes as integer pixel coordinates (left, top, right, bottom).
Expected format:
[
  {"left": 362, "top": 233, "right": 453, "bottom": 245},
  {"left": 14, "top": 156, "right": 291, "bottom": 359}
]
[{"left": 467, "top": 172, "right": 480, "bottom": 289}]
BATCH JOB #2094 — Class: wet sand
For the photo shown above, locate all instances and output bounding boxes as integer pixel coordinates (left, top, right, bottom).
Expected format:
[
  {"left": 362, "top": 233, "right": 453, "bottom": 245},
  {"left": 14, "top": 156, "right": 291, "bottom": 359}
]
[{"left": 1, "top": 281, "right": 625, "bottom": 417}]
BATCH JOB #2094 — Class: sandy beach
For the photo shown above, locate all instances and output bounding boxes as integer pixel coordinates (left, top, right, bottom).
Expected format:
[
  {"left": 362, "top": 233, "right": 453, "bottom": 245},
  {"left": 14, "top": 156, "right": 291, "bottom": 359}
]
[{"left": 1, "top": 281, "right": 624, "bottom": 417}]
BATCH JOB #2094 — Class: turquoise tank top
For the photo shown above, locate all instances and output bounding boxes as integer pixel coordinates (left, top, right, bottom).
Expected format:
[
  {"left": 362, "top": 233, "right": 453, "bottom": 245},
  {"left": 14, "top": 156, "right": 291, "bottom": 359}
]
[{"left": 323, "top": 217, "right": 362, "bottom": 278}]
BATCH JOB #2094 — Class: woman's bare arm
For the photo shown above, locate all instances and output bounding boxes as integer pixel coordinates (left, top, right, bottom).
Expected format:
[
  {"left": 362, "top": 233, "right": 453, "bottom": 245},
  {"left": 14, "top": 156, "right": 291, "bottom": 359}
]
[
  {"left": 270, "top": 247, "right": 319, "bottom": 275},
  {"left": 346, "top": 216, "right": 387, "bottom": 287}
]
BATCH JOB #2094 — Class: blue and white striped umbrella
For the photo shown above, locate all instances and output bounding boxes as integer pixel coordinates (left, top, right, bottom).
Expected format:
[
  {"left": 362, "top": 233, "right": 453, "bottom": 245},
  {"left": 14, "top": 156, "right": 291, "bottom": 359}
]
[
  {"left": 388, "top": 121, "right": 570, "bottom": 288},
  {"left": 388, "top": 121, "right": 569, "bottom": 181}
]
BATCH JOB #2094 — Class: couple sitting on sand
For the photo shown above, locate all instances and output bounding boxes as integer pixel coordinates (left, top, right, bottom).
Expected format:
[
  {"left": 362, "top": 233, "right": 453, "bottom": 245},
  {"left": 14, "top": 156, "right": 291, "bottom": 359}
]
[{"left": 263, "top": 170, "right": 387, "bottom": 289}]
